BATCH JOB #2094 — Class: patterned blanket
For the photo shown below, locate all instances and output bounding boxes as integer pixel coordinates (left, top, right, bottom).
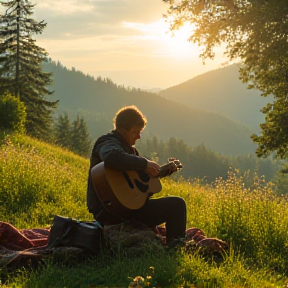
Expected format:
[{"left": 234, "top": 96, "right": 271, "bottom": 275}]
[{"left": 0, "top": 220, "right": 227, "bottom": 269}]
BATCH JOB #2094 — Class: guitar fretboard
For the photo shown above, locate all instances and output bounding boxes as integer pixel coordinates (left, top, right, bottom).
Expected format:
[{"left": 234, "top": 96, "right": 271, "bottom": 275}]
[{"left": 157, "top": 161, "right": 182, "bottom": 178}]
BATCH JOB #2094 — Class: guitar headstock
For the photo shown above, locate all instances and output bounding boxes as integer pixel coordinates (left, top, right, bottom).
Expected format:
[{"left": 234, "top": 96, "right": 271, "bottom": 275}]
[
  {"left": 158, "top": 158, "right": 182, "bottom": 178},
  {"left": 168, "top": 158, "right": 182, "bottom": 170}
]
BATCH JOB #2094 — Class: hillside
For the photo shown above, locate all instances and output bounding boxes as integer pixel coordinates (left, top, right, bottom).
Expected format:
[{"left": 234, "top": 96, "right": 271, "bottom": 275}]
[
  {"left": 0, "top": 134, "right": 90, "bottom": 227},
  {"left": 159, "top": 64, "right": 271, "bottom": 130},
  {"left": 43, "top": 60, "right": 257, "bottom": 156},
  {"left": 2, "top": 134, "right": 288, "bottom": 288}
]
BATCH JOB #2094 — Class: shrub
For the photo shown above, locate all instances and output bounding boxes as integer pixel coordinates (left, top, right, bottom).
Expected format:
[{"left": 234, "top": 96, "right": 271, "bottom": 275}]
[{"left": 0, "top": 93, "right": 26, "bottom": 133}]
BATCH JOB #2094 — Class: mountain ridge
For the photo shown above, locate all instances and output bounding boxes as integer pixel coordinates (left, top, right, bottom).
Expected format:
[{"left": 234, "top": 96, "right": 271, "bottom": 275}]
[
  {"left": 42, "top": 60, "right": 257, "bottom": 156},
  {"left": 160, "top": 63, "right": 271, "bottom": 130}
]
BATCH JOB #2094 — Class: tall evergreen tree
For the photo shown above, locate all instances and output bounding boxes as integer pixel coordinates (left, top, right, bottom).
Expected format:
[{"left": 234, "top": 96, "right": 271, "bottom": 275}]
[
  {"left": 0, "top": 0, "right": 58, "bottom": 140},
  {"left": 54, "top": 112, "right": 71, "bottom": 149},
  {"left": 70, "top": 115, "right": 91, "bottom": 158}
]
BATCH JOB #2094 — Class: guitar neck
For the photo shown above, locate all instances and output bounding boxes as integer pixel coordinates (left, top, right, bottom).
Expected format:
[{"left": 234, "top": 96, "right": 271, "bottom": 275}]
[{"left": 157, "top": 163, "right": 176, "bottom": 178}]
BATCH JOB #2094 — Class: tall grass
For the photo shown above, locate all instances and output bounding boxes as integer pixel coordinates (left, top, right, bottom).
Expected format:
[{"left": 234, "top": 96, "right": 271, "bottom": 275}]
[
  {"left": 1, "top": 134, "right": 288, "bottom": 287},
  {"left": 0, "top": 134, "right": 91, "bottom": 228},
  {"left": 163, "top": 172, "right": 288, "bottom": 273}
]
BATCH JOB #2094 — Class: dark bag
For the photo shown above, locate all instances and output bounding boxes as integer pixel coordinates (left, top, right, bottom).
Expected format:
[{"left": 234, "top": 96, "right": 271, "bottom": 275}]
[{"left": 48, "top": 215, "right": 102, "bottom": 255}]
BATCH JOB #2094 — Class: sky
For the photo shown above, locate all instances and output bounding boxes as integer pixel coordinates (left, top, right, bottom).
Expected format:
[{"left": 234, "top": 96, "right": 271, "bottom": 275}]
[{"left": 29, "top": 0, "right": 230, "bottom": 89}]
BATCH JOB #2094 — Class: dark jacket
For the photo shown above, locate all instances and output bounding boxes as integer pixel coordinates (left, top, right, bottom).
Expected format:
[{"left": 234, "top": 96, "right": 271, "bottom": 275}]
[{"left": 86, "top": 130, "right": 147, "bottom": 216}]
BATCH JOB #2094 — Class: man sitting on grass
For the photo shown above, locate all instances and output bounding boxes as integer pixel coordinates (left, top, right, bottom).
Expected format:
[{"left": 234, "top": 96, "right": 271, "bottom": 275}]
[{"left": 87, "top": 105, "right": 187, "bottom": 245}]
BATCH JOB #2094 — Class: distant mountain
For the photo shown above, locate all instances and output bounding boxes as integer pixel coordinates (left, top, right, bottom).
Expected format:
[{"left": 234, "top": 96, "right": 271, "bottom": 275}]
[
  {"left": 159, "top": 64, "right": 271, "bottom": 131},
  {"left": 43, "top": 60, "right": 257, "bottom": 156},
  {"left": 140, "top": 87, "right": 162, "bottom": 94}
]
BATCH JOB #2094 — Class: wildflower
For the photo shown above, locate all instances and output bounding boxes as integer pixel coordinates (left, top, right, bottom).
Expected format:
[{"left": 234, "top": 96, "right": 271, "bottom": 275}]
[
  {"left": 134, "top": 276, "right": 145, "bottom": 282},
  {"left": 148, "top": 266, "right": 154, "bottom": 274},
  {"left": 128, "top": 276, "right": 145, "bottom": 288}
]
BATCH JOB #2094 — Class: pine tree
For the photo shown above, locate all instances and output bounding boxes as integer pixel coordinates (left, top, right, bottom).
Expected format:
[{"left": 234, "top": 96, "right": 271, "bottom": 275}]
[
  {"left": 53, "top": 113, "right": 91, "bottom": 157},
  {"left": 0, "top": 0, "right": 58, "bottom": 140},
  {"left": 70, "top": 115, "right": 91, "bottom": 158},
  {"left": 54, "top": 112, "right": 71, "bottom": 149}
]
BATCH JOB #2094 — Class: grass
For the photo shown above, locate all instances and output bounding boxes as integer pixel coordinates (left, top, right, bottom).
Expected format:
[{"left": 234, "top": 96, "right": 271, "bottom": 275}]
[
  {"left": 1, "top": 133, "right": 288, "bottom": 287},
  {"left": 0, "top": 133, "right": 91, "bottom": 228}
]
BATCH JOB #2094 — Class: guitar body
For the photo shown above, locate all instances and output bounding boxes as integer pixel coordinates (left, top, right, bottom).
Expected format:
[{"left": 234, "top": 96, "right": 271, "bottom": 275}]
[
  {"left": 91, "top": 162, "right": 162, "bottom": 218},
  {"left": 105, "top": 166, "right": 162, "bottom": 210}
]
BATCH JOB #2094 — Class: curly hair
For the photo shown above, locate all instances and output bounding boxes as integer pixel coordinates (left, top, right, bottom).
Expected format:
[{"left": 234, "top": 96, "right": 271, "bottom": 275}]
[{"left": 113, "top": 106, "right": 147, "bottom": 130}]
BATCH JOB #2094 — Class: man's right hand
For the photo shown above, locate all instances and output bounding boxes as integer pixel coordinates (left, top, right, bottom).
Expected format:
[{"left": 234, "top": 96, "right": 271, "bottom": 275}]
[{"left": 146, "top": 160, "right": 160, "bottom": 178}]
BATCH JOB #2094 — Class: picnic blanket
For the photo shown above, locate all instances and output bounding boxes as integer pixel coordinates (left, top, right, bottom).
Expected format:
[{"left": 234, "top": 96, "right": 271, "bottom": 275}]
[
  {"left": 0, "top": 222, "right": 49, "bottom": 251},
  {"left": 0, "top": 220, "right": 227, "bottom": 269},
  {"left": 0, "top": 221, "right": 87, "bottom": 270}
]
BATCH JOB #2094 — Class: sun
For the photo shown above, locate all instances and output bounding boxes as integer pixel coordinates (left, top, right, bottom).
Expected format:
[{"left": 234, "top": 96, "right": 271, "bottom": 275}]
[
  {"left": 123, "top": 19, "right": 200, "bottom": 59},
  {"left": 160, "top": 21, "right": 199, "bottom": 57}
]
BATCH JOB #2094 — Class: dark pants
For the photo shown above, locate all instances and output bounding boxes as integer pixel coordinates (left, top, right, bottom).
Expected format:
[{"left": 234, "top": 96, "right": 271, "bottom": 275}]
[
  {"left": 94, "top": 196, "right": 187, "bottom": 244},
  {"left": 132, "top": 196, "right": 187, "bottom": 243}
]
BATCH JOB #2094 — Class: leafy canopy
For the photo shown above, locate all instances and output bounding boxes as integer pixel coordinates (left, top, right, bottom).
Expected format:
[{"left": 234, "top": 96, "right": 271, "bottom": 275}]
[
  {"left": 164, "top": 0, "right": 288, "bottom": 158},
  {"left": 0, "top": 92, "right": 26, "bottom": 133}
]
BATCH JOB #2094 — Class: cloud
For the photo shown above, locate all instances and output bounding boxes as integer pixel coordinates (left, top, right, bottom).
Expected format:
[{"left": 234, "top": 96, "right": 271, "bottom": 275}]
[
  {"left": 35, "top": 0, "right": 95, "bottom": 15},
  {"left": 35, "top": 0, "right": 166, "bottom": 19},
  {"left": 0, "top": 0, "right": 224, "bottom": 88},
  {"left": 33, "top": 0, "right": 172, "bottom": 65},
  {"left": 33, "top": 0, "right": 168, "bottom": 39}
]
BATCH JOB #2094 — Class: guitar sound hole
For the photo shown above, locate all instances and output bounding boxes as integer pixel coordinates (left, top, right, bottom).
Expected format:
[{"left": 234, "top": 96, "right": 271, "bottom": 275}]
[
  {"left": 134, "top": 179, "right": 149, "bottom": 193},
  {"left": 124, "top": 172, "right": 134, "bottom": 189},
  {"left": 136, "top": 170, "right": 150, "bottom": 183}
]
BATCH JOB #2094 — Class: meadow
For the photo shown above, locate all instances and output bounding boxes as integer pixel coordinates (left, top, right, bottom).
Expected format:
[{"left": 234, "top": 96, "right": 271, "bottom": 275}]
[{"left": 1, "top": 133, "right": 288, "bottom": 287}]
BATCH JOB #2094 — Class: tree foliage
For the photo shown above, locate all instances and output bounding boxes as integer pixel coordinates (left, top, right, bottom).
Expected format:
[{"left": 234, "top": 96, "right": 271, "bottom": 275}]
[
  {"left": 70, "top": 115, "right": 91, "bottom": 157},
  {"left": 54, "top": 112, "right": 91, "bottom": 158},
  {"left": 164, "top": 0, "right": 288, "bottom": 158},
  {"left": 54, "top": 112, "right": 71, "bottom": 148},
  {"left": 0, "top": 0, "right": 58, "bottom": 140},
  {"left": 0, "top": 92, "right": 26, "bottom": 133}
]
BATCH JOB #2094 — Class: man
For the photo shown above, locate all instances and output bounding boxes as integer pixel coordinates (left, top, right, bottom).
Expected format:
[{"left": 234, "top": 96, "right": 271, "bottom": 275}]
[{"left": 87, "top": 105, "right": 186, "bottom": 244}]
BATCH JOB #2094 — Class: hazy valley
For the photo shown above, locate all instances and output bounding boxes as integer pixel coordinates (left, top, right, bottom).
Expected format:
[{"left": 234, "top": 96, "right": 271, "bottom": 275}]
[{"left": 43, "top": 61, "right": 267, "bottom": 157}]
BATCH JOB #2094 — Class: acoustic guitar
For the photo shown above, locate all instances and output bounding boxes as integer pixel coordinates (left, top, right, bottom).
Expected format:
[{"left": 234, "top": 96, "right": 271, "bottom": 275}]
[{"left": 91, "top": 158, "right": 182, "bottom": 218}]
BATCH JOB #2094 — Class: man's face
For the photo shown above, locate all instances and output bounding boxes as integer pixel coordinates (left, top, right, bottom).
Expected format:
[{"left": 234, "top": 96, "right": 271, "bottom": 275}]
[{"left": 120, "top": 125, "right": 143, "bottom": 146}]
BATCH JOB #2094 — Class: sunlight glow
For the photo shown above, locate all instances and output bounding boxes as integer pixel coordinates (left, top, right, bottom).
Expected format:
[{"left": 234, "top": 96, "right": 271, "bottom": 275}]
[{"left": 122, "top": 19, "right": 201, "bottom": 58}]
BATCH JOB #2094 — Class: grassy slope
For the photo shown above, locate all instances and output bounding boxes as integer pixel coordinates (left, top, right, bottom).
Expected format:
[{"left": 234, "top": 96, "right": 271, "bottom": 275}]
[
  {"left": 0, "top": 134, "right": 91, "bottom": 228},
  {"left": 1, "top": 134, "right": 288, "bottom": 287}
]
